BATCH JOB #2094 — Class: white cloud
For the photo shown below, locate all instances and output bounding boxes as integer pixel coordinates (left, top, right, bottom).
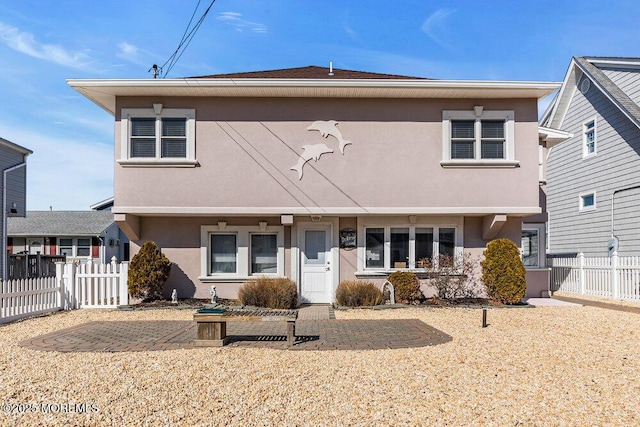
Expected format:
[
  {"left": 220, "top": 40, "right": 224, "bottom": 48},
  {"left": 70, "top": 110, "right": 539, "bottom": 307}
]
[
  {"left": 117, "top": 42, "right": 138, "bottom": 61},
  {"left": 216, "top": 12, "right": 268, "bottom": 34},
  {"left": 421, "top": 8, "right": 456, "bottom": 48},
  {"left": 0, "top": 22, "right": 93, "bottom": 70},
  {"left": 0, "top": 124, "right": 113, "bottom": 210}
]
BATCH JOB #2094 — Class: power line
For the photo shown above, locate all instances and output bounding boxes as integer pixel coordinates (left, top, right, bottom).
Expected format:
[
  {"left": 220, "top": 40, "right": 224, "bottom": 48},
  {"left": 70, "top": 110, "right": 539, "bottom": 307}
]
[{"left": 155, "top": 0, "right": 217, "bottom": 78}]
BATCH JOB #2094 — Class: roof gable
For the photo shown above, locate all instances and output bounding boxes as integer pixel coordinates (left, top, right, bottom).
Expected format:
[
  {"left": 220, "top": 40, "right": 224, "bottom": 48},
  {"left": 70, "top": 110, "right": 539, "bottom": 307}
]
[
  {"left": 542, "top": 56, "right": 640, "bottom": 130},
  {"left": 0, "top": 137, "right": 32, "bottom": 156}
]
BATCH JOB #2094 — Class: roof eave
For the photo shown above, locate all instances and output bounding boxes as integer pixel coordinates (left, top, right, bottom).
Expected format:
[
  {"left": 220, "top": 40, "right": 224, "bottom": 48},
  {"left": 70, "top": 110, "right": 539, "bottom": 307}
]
[{"left": 67, "top": 78, "right": 561, "bottom": 115}]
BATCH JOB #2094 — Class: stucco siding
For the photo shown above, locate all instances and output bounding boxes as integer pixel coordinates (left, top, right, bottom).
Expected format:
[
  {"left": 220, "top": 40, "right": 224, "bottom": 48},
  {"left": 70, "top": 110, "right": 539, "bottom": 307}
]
[
  {"left": 114, "top": 97, "right": 540, "bottom": 214},
  {"left": 547, "top": 76, "right": 640, "bottom": 256}
]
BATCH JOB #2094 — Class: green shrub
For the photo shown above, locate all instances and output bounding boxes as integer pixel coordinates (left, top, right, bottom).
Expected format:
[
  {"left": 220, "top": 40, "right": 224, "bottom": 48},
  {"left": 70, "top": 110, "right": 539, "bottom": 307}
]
[
  {"left": 335, "top": 280, "right": 383, "bottom": 307},
  {"left": 238, "top": 277, "right": 298, "bottom": 309},
  {"left": 128, "top": 241, "right": 172, "bottom": 301},
  {"left": 387, "top": 271, "right": 423, "bottom": 304},
  {"left": 481, "top": 238, "right": 527, "bottom": 304}
]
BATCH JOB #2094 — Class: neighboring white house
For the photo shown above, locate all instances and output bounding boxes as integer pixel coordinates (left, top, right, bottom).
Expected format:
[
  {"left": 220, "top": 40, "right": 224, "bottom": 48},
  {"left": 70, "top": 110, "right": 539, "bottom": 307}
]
[
  {"left": 541, "top": 56, "right": 640, "bottom": 256},
  {"left": 1, "top": 137, "right": 32, "bottom": 281},
  {"left": 7, "top": 210, "right": 126, "bottom": 263}
]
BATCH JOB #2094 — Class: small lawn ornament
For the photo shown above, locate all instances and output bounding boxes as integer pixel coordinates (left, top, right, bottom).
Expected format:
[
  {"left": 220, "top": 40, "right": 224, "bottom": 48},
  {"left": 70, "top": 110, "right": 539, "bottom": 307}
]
[
  {"left": 382, "top": 281, "right": 395, "bottom": 305},
  {"left": 171, "top": 289, "right": 178, "bottom": 304},
  {"left": 210, "top": 285, "right": 217, "bottom": 304}
]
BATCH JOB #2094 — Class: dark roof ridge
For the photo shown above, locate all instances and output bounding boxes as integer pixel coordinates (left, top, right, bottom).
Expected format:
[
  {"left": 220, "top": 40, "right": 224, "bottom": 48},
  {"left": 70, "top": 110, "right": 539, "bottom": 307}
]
[{"left": 188, "top": 65, "right": 432, "bottom": 80}]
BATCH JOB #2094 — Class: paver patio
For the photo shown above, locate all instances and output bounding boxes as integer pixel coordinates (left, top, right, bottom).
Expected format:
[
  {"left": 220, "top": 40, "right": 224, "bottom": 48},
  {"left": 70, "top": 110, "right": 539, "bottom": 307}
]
[{"left": 19, "top": 318, "right": 452, "bottom": 352}]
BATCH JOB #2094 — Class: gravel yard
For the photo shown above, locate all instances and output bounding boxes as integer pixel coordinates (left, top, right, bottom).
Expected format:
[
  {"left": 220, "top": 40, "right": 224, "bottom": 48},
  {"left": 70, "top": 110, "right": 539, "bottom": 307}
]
[{"left": 1, "top": 305, "right": 639, "bottom": 426}]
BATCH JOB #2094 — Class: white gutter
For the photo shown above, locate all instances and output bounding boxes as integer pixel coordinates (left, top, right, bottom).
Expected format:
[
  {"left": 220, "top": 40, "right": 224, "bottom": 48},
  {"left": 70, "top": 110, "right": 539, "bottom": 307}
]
[{"left": 2, "top": 162, "right": 26, "bottom": 281}]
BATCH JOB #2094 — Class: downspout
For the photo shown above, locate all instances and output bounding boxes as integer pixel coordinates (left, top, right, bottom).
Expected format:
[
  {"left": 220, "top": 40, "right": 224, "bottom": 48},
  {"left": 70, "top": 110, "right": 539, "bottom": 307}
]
[
  {"left": 610, "top": 184, "right": 640, "bottom": 253},
  {"left": 2, "top": 162, "right": 26, "bottom": 281}
]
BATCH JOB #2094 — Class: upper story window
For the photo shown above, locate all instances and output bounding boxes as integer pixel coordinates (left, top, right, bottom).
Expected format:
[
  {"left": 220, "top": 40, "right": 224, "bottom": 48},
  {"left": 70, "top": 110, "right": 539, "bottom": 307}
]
[
  {"left": 442, "top": 108, "right": 517, "bottom": 167},
  {"left": 583, "top": 118, "right": 596, "bottom": 157},
  {"left": 579, "top": 191, "right": 596, "bottom": 211},
  {"left": 120, "top": 108, "right": 196, "bottom": 167}
]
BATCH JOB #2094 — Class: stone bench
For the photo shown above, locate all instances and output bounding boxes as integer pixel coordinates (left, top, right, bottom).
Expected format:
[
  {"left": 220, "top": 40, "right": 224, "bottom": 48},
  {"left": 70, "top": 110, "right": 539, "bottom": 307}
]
[{"left": 193, "top": 308, "right": 298, "bottom": 347}]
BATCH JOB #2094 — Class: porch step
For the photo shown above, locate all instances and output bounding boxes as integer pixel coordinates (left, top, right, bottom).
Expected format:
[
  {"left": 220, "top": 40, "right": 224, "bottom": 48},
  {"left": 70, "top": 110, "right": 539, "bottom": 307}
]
[{"left": 297, "top": 305, "right": 333, "bottom": 320}]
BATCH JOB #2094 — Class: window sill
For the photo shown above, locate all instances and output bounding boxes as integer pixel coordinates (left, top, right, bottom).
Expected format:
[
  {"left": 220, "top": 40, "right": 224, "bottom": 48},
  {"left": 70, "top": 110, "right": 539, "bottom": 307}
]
[
  {"left": 118, "top": 159, "right": 199, "bottom": 168},
  {"left": 440, "top": 159, "right": 520, "bottom": 168},
  {"left": 199, "top": 275, "right": 283, "bottom": 283}
]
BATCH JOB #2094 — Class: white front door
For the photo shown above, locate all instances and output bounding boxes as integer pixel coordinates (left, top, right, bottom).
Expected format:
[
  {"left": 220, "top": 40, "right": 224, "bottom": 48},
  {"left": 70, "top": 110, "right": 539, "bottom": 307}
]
[
  {"left": 28, "top": 239, "right": 43, "bottom": 255},
  {"left": 300, "top": 224, "right": 333, "bottom": 303}
]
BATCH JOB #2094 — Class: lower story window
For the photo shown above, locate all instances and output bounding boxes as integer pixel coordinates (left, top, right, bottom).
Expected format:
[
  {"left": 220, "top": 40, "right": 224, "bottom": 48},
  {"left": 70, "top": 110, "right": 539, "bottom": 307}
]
[
  {"left": 202, "top": 225, "right": 284, "bottom": 278},
  {"left": 364, "top": 225, "right": 458, "bottom": 270},
  {"left": 58, "top": 237, "right": 92, "bottom": 257},
  {"left": 210, "top": 234, "right": 237, "bottom": 273},
  {"left": 251, "top": 234, "right": 277, "bottom": 274},
  {"left": 365, "top": 228, "right": 384, "bottom": 269},
  {"left": 59, "top": 239, "right": 73, "bottom": 257}
]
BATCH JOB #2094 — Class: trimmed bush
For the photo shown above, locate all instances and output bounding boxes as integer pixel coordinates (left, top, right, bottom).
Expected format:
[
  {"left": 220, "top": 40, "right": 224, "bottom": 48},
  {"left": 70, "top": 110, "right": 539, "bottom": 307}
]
[
  {"left": 387, "top": 271, "right": 423, "bottom": 304},
  {"left": 238, "top": 277, "right": 298, "bottom": 309},
  {"left": 481, "top": 238, "right": 527, "bottom": 304},
  {"left": 128, "top": 241, "right": 172, "bottom": 301},
  {"left": 335, "top": 280, "right": 383, "bottom": 307}
]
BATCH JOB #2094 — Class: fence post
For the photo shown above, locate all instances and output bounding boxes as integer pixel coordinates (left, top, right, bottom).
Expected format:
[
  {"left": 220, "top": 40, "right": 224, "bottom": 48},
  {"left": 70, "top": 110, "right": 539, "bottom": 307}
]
[
  {"left": 119, "top": 261, "right": 129, "bottom": 306},
  {"left": 611, "top": 251, "right": 619, "bottom": 299},
  {"left": 578, "top": 252, "right": 585, "bottom": 295},
  {"left": 65, "top": 262, "right": 78, "bottom": 309},
  {"left": 55, "top": 261, "right": 64, "bottom": 309}
]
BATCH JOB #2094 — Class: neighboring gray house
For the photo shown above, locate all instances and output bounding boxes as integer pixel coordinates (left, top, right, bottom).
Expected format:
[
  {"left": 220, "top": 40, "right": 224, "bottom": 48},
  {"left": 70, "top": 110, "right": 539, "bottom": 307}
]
[
  {"left": 1, "top": 137, "right": 32, "bottom": 280},
  {"left": 541, "top": 56, "right": 640, "bottom": 256},
  {"left": 7, "top": 210, "right": 126, "bottom": 263}
]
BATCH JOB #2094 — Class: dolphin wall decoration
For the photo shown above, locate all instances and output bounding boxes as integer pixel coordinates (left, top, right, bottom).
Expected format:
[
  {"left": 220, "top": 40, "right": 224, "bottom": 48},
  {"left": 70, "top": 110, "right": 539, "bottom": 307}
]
[
  {"left": 307, "top": 120, "right": 352, "bottom": 154},
  {"left": 290, "top": 143, "right": 334, "bottom": 180}
]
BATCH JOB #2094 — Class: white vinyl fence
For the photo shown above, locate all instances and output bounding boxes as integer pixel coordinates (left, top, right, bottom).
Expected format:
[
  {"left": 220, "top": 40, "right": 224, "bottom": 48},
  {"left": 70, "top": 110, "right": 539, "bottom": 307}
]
[
  {"left": 548, "top": 252, "right": 640, "bottom": 301},
  {"left": 1, "top": 257, "right": 129, "bottom": 324},
  {"left": 0, "top": 276, "right": 61, "bottom": 324}
]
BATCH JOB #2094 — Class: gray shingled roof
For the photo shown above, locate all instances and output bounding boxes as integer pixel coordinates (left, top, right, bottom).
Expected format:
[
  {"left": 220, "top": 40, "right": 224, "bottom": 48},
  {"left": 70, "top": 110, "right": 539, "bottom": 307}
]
[
  {"left": 574, "top": 56, "right": 640, "bottom": 128},
  {"left": 7, "top": 211, "right": 114, "bottom": 236}
]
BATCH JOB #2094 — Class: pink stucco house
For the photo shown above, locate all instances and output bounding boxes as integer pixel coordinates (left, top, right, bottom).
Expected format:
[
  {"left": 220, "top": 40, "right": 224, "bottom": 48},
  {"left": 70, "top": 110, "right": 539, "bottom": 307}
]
[{"left": 68, "top": 66, "right": 559, "bottom": 303}]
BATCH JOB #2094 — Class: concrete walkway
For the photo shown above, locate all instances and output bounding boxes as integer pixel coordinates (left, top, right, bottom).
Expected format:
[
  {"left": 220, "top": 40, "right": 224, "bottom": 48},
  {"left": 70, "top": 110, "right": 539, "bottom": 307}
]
[
  {"left": 524, "top": 297, "right": 581, "bottom": 307},
  {"left": 551, "top": 295, "right": 640, "bottom": 314},
  {"left": 296, "top": 304, "right": 334, "bottom": 320}
]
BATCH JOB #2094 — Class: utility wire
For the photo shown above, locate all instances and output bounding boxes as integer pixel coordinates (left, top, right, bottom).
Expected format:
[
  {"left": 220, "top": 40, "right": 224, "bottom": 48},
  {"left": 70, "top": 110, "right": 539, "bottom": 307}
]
[{"left": 157, "top": 0, "right": 216, "bottom": 78}]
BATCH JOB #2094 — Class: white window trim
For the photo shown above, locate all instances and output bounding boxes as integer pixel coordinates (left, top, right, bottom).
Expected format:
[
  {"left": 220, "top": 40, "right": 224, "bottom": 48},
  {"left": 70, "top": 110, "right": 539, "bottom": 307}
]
[
  {"left": 58, "top": 237, "right": 93, "bottom": 258},
  {"left": 356, "top": 217, "right": 464, "bottom": 275},
  {"left": 199, "top": 224, "right": 285, "bottom": 281},
  {"left": 441, "top": 109, "right": 518, "bottom": 168},
  {"left": 119, "top": 108, "right": 197, "bottom": 167},
  {"left": 579, "top": 191, "right": 596, "bottom": 212},
  {"left": 522, "top": 223, "right": 545, "bottom": 269},
  {"left": 582, "top": 117, "right": 597, "bottom": 158}
]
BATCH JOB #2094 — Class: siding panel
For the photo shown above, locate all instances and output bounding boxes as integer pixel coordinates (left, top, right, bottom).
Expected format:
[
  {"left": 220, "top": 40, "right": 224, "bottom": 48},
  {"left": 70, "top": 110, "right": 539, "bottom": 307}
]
[{"left": 548, "top": 76, "right": 640, "bottom": 256}]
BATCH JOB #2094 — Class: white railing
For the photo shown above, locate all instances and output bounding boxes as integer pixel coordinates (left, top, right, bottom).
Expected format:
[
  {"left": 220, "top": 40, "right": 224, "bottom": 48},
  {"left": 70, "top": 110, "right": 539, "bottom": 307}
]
[
  {"left": 0, "top": 257, "right": 129, "bottom": 324},
  {"left": 548, "top": 252, "right": 640, "bottom": 301},
  {"left": 0, "top": 276, "right": 61, "bottom": 324}
]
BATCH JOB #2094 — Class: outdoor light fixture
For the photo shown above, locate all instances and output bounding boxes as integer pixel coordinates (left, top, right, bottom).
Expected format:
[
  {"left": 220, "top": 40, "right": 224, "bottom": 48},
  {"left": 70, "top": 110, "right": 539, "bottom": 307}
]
[
  {"left": 9, "top": 202, "right": 17, "bottom": 214},
  {"left": 311, "top": 215, "right": 322, "bottom": 222}
]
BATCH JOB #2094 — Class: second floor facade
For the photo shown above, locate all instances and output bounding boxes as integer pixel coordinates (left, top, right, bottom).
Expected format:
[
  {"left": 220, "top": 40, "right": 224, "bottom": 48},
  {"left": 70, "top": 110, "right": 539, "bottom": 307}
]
[{"left": 70, "top": 67, "right": 558, "bottom": 219}]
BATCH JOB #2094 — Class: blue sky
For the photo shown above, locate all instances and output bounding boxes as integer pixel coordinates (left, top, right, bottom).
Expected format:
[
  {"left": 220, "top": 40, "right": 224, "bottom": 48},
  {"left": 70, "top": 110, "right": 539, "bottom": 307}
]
[{"left": 1, "top": 0, "right": 639, "bottom": 210}]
